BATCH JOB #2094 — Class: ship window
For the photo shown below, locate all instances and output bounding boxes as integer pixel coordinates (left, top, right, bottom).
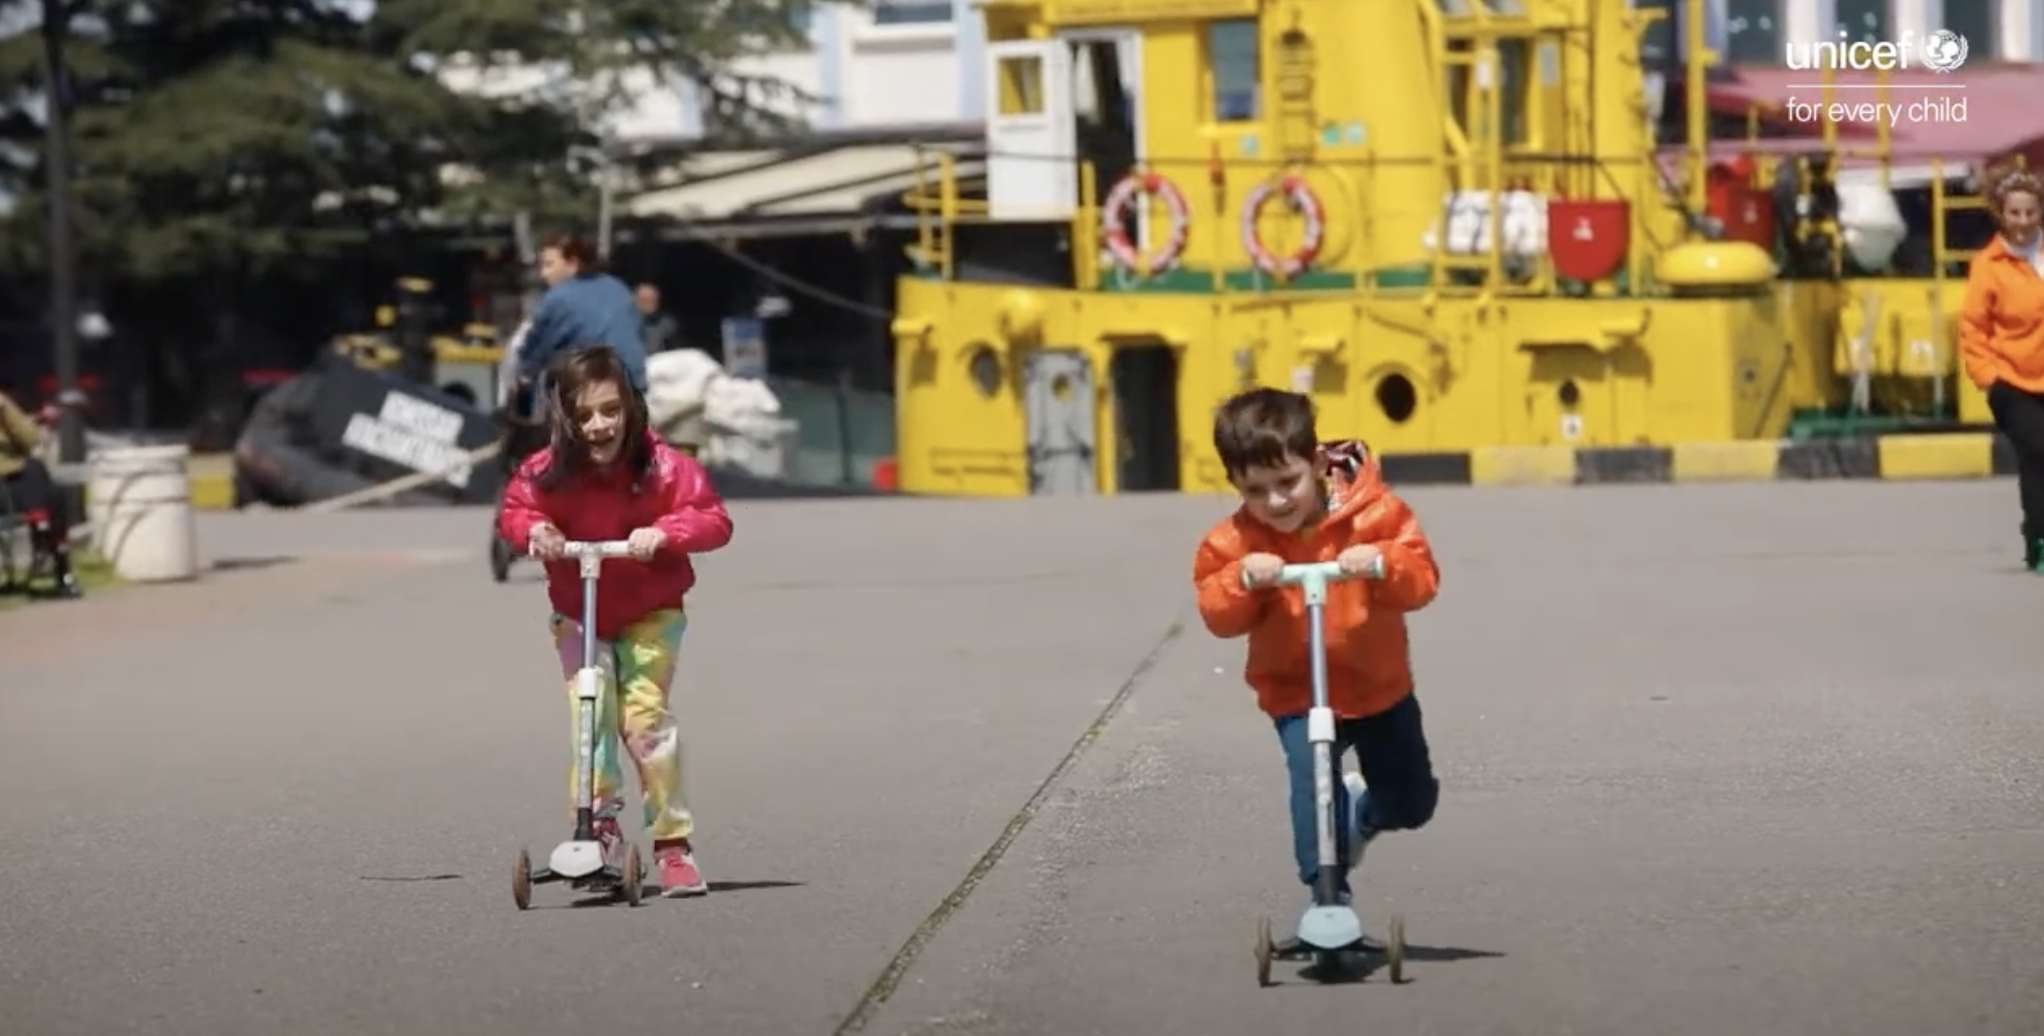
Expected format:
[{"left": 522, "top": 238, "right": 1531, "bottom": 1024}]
[
  {"left": 1724, "top": 0, "right": 1781, "bottom": 64},
  {"left": 1446, "top": 39, "right": 1529, "bottom": 146},
  {"left": 1209, "top": 19, "right": 1260, "bottom": 122},
  {"left": 997, "top": 54, "right": 1045, "bottom": 115},
  {"left": 1942, "top": 0, "right": 1999, "bottom": 62},
  {"left": 1636, "top": 0, "right": 1677, "bottom": 67},
  {"left": 872, "top": 0, "right": 953, "bottom": 25},
  {"left": 1643, "top": 1, "right": 1786, "bottom": 77},
  {"left": 1834, "top": 0, "right": 1887, "bottom": 44},
  {"left": 1634, "top": 0, "right": 1733, "bottom": 68}
]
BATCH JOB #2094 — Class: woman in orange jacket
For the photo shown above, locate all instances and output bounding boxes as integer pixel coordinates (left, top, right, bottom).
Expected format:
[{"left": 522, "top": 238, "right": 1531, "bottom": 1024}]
[{"left": 1960, "top": 166, "right": 2044, "bottom": 571}]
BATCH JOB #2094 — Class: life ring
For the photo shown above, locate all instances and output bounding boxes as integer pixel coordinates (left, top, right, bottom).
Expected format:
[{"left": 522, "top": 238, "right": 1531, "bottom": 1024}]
[
  {"left": 1241, "top": 173, "right": 1327, "bottom": 277},
  {"left": 1101, "top": 172, "right": 1191, "bottom": 277}
]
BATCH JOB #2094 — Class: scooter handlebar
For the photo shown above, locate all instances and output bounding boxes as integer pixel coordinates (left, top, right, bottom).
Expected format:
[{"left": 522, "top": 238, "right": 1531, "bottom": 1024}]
[
  {"left": 560, "top": 541, "right": 634, "bottom": 559},
  {"left": 1240, "top": 560, "right": 1382, "bottom": 592},
  {"left": 538, "top": 539, "right": 635, "bottom": 578}
]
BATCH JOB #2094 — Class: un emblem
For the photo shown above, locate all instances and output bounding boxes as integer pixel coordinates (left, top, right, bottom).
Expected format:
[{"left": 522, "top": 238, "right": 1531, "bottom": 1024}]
[{"left": 1922, "top": 30, "right": 1969, "bottom": 73}]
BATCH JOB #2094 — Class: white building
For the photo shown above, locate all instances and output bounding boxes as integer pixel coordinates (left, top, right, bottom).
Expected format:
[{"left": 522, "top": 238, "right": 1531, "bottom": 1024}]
[
  {"left": 434, "top": 0, "right": 980, "bottom": 148},
  {"left": 610, "top": 0, "right": 988, "bottom": 236},
  {"left": 675, "top": 0, "right": 978, "bottom": 138}
]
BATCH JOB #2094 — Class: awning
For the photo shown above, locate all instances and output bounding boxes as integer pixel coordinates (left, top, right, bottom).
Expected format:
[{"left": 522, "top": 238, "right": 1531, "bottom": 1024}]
[{"left": 626, "top": 141, "right": 986, "bottom": 238}]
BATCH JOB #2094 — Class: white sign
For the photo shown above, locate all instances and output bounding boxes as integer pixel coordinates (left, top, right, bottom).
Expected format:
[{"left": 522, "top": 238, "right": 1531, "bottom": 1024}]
[
  {"left": 1783, "top": 29, "right": 1967, "bottom": 73},
  {"left": 722, "top": 317, "right": 767, "bottom": 380},
  {"left": 340, "top": 391, "right": 473, "bottom": 488},
  {"left": 1559, "top": 414, "right": 1584, "bottom": 441}
]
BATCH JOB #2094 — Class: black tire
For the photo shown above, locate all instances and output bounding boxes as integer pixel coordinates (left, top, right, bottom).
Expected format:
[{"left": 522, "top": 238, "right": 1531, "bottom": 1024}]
[
  {"left": 490, "top": 535, "right": 513, "bottom": 583},
  {"left": 512, "top": 849, "right": 533, "bottom": 911},
  {"left": 621, "top": 844, "right": 644, "bottom": 907}
]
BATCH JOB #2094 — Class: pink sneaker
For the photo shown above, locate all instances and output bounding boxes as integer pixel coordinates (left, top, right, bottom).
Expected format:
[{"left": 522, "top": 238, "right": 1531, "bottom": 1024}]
[{"left": 654, "top": 839, "right": 708, "bottom": 897}]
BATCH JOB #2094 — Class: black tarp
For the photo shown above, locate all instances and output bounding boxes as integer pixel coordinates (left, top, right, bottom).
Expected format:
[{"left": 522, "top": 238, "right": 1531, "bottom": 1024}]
[
  {"left": 235, "top": 353, "right": 891, "bottom": 508},
  {"left": 235, "top": 353, "right": 505, "bottom": 507}
]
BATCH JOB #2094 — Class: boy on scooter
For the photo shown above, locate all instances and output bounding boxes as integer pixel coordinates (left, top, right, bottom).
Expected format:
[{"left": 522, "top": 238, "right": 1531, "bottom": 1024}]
[{"left": 1191, "top": 387, "right": 1442, "bottom": 910}]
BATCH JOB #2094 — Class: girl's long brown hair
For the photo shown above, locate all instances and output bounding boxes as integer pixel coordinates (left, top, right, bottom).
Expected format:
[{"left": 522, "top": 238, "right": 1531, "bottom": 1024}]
[{"left": 535, "top": 345, "right": 654, "bottom": 493}]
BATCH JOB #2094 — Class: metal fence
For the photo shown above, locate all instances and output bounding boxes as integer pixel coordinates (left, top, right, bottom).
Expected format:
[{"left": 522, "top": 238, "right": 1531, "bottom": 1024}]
[{"left": 765, "top": 375, "right": 896, "bottom": 490}]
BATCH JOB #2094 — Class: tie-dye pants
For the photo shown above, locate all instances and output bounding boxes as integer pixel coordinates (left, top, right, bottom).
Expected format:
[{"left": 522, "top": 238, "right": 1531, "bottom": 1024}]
[{"left": 549, "top": 609, "right": 693, "bottom": 842}]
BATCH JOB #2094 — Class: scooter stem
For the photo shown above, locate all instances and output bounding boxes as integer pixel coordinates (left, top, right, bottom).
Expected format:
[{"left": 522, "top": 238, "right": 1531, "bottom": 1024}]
[
  {"left": 573, "top": 565, "right": 603, "bottom": 842},
  {"left": 548, "top": 540, "right": 634, "bottom": 844},
  {"left": 1307, "top": 600, "right": 1342, "bottom": 906}
]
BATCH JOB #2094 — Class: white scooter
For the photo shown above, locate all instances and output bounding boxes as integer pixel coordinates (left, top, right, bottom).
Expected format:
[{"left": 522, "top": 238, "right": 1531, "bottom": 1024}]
[
  {"left": 1246, "top": 560, "right": 1407, "bottom": 985},
  {"left": 512, "top": 540, "right": 644, "bottom": 909}
]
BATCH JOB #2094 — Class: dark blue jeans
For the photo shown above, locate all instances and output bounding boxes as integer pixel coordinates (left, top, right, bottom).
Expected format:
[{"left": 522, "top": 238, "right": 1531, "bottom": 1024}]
[{"left": 1273, "top": 693, "right": 1439, "bottom": 892}]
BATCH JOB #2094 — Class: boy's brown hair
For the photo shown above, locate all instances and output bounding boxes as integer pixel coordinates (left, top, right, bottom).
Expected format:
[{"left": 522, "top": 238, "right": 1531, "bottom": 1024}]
[{"left": 1212, "top": 387, "right": 1319, "bottom": 479}]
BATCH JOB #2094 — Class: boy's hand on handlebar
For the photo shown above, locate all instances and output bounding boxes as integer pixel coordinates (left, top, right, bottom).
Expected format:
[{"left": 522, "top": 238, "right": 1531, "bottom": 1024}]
[
  {"left": 625, "top": 527, "right": 666, "bottom": 562},
  {"left": 1241, "top": 552, "right": 1285, "bottom": 588},
  {"left": 1336, "top": 544, "right": 1383, "bottom": 578},
  {"left": 529, "top": 523, "right": 567, "bottom": 561}
]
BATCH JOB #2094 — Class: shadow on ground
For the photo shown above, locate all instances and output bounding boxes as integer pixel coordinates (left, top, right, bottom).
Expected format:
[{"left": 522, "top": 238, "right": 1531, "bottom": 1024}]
[{"left": 1277, "top": 943, "right": 1507, "bottom": 987}]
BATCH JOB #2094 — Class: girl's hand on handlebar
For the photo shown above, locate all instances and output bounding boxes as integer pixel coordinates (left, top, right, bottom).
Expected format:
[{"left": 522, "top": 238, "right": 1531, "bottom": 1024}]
[
  {"left": 1336, "top": 544, "right": 1382, "bottom": 577},
  {"left": 530, "top": 523, "right": 567, "bottom": 561},
  {"left": 626, "top": 526, "right": 666, "bottom": 562},
  {"left": 1241, "top": 552, "right": 1285, "bottom": 588}
]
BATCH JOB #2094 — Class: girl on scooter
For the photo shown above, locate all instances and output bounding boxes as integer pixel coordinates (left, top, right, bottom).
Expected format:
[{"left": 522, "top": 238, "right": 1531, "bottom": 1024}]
[{"left": 496, "top": 344, "right": 734, "bottom": 897}]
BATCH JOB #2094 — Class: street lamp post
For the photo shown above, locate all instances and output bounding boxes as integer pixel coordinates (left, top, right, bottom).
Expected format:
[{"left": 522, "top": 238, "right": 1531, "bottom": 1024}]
[{"left": 40, "top": 0, "right": 85, "bottom": 468}]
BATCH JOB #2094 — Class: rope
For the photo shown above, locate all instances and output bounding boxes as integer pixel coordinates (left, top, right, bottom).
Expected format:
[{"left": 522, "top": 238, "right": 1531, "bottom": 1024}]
[
  {"left": 684, "top": 232, "right": 898, "bottom": 321},
  {"left": 296, "top": 439, "right": 507, "bottom": 514}
]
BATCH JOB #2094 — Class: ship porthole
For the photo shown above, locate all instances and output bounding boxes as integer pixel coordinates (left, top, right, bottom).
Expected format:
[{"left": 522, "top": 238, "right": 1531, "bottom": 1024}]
[
  {"left": 1375, "top": 373, "right": 1417, "bottom": 424},
  {"left": 967, "top": 344, "right": 1002, "bottom": 397}
]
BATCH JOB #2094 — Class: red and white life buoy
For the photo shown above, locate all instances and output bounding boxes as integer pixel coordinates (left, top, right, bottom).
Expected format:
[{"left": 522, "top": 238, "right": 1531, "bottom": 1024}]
[
  {"left": 1101, "top": 171, "right": 1191, "bottom": 277},
  {"left": 1240, "top": 173, "right": 1327, "bottom": 278}
]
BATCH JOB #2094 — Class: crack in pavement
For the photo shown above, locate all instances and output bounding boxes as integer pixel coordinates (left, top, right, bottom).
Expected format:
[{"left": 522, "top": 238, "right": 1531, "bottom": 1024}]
[{"left": 828, "top": 618, "right": 1186, "bottom": 1036}]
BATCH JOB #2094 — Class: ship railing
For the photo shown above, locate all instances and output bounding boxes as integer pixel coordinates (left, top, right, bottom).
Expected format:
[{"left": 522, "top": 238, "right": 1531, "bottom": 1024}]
[
  {"left": 901, "top": 146, "right": 989, "bottom": 280},
  {"left": 902, "top": 146, "right": 1679, "bottom": 300}
]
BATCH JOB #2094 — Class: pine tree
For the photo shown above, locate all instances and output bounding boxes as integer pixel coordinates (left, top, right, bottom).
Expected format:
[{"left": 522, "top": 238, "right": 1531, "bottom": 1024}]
[{"left": 0, "top": 0, "right": 818, "bottom": 279}]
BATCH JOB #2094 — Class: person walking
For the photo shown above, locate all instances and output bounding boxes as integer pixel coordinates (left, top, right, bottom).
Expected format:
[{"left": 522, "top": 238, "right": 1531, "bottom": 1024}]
[
  {"left": 1960, "top": 166, "right": 2044, "bottom": 571},
  {"left": 517, "top": 236, "right": 648, "bottom": 399},
  {"left": 637, "top": 283, "right": 683, "bottom": 356}
]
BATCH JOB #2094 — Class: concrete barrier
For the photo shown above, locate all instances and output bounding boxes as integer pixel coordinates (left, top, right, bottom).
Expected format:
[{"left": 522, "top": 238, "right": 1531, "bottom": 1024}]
[{"left": 1374, "top": 433, "right": 2017, "bottom": 487}]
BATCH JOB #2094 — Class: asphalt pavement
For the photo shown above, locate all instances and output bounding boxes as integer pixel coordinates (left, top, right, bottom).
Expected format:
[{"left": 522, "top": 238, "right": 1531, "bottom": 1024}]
[{"left": 2, "top": 481, "right": 2040, "bottom": 1036}]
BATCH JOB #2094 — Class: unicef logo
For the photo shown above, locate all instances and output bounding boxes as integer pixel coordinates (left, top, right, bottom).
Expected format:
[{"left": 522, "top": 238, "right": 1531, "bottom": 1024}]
[{"left": 1922, "top": 29, "right": 1969, "bottom": 72}]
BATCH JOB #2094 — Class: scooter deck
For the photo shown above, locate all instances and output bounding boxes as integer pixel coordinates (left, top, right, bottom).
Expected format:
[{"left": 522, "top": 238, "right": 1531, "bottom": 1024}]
[
  {"left": 1271, "top": 933, "right": 1386, "bottom": 961},
  {"left": 529, "top": 864, "right": 630, "bottom": 892}
]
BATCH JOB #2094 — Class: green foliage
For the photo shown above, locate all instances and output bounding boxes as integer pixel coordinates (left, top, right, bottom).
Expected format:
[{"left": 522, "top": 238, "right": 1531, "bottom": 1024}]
[{"left": 0, "top": 0, "right": 819, "bottom": 279}]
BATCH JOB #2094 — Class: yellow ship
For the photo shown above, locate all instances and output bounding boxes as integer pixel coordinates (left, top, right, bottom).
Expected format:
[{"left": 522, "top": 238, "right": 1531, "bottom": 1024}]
[{"left": 890, "top": 0, "right": 2041, "bottom": 495}]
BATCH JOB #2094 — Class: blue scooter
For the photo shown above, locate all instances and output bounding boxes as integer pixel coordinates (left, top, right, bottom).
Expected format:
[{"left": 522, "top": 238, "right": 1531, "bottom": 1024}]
[{"left": 1246, "top": 561, "right": 1407, "bottom": 986}]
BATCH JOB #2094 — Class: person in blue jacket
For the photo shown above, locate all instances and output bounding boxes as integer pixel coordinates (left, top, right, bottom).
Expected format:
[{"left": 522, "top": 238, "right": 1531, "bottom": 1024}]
[{"left": 517, "top": 236, "right": 648, "bottom": 408}]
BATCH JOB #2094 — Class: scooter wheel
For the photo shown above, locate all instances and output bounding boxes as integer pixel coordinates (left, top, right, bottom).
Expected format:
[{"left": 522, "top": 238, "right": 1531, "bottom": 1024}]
[
  {"left": 512, "top": 849, "right": 533, "bottom": 911},
  {"left": 1253, "top": 916, "right": 1274, "bottom": 987},
  {"left": 1385, "top": 914, "right": 1407, "bottom": 984},
  {"left": 621, "top": 844, "right": 644, "bottom": 907},
  {"left": 489, "top": 536, "right": 513, "bottom": 583}
]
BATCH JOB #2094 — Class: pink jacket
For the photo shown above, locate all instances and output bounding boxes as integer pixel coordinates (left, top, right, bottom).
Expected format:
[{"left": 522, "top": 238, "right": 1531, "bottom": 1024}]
[{"left": 496, "top": 433, "right": 733, "bottom": 637}]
